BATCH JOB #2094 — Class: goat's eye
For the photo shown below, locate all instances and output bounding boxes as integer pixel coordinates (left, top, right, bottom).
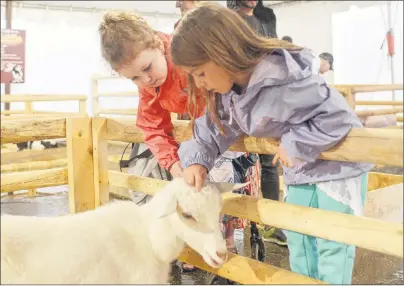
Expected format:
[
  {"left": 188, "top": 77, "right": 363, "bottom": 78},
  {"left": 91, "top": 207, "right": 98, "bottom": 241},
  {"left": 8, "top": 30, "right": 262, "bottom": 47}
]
[{"left": 181, "top": 212, "right": 195, "bottom": 220}]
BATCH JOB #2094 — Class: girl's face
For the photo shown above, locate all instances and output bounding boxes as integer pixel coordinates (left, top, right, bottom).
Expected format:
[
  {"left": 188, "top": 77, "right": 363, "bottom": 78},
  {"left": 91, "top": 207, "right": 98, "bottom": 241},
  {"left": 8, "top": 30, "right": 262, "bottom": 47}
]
[
  {"left": 183, "top": 61, "right": 233, "bottom": 94},
  {"left": 117, "top": 48, "right": 168, "bottom": 89}
]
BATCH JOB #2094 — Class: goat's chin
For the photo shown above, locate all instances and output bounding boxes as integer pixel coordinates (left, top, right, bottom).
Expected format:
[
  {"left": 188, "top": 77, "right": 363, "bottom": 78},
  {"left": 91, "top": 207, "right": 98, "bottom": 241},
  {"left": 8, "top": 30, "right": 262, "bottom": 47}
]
[{"left": 203, "top": 251, "right": 227, "bottom": 269}]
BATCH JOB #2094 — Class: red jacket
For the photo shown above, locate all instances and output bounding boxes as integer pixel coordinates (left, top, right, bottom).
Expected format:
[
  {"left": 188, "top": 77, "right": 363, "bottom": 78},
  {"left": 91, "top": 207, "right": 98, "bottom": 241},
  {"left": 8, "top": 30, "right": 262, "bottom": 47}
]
[{"left": 136, "top": 32, "right": 205, "bottom": 170}]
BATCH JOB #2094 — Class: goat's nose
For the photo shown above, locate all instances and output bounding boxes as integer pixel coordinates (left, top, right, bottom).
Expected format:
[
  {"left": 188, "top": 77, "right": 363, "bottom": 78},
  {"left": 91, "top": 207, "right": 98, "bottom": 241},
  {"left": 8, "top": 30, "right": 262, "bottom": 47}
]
[{"left": 217, "top": 250, "right": 228, "bottom": 261}]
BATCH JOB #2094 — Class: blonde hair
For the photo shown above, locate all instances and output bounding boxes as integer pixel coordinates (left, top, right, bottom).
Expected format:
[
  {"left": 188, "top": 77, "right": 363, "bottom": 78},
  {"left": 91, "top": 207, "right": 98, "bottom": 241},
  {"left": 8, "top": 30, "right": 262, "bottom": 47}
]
[
  {"left": 99, "top": 11, "right": 161, "bottom": 70},
  {"left": 171, "top": 2, "right": 303, "bottom": 134}
]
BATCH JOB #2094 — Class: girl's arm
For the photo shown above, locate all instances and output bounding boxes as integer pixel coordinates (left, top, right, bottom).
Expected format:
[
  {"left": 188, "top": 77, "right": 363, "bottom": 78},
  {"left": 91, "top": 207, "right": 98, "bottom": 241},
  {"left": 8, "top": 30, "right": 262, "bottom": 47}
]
[
  {"left": 179, "top": 106, "right": 244, "bottom": 172},
  {"left": 136, "top": 89, "right": 180, "bottom": 171}
]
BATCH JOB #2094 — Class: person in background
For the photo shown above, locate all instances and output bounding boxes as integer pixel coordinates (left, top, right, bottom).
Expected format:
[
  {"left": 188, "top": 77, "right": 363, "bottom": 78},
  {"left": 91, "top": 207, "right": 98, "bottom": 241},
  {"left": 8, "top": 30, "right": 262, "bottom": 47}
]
[
  {"left": 175, "top": 0, "right": 201, "bottom": 29},
  {"left": 282, "top": 35, "right": 293, "bottom": 43},
  {"left": 227, "top": 0, "right": 287, "bottom": 247},
  {"left": 319, "top": 52, "right": 334, "bottom": 74},
  {"left": 228, "top": 0, "right": 277, "bottom": 38}
]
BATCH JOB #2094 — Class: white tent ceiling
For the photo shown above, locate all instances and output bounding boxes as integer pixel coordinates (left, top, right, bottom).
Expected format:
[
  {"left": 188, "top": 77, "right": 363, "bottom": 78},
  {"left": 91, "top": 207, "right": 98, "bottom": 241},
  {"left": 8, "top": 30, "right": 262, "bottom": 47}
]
[{"left": 1, "top": 1, "right": 388, "bottom": 16}]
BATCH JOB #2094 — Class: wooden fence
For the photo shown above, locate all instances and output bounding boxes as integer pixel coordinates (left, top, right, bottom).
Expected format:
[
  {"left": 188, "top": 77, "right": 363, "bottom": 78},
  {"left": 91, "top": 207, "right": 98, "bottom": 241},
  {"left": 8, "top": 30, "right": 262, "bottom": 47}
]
[
  {"left": 91, "top": 75, "right": 139, "bottom": 117},
  {"left": 1, "top": 116, "right": 402, "bottom": 284},
  {"left": 334, "top": 84, "right": 403, "bottom": 126},
  {"left": 1, "top": 94, "right": 87, "bottom": 118}
]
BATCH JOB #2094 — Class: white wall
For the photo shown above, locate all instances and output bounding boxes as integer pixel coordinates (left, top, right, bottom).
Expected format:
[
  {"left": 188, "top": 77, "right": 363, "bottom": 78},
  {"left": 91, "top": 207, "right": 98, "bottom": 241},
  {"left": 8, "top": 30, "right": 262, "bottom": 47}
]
[
  {"left": 272, "top": 1, "right": 394, "bottom": 85},
  {"left": 1, "top": 1, "right": 402, "bottom": 115},
  {"left": 0, "top": 1, "right": 226, "bottom": 115},
  {"left": 332, "top": 1, "right": 403, "bottom": 105}
]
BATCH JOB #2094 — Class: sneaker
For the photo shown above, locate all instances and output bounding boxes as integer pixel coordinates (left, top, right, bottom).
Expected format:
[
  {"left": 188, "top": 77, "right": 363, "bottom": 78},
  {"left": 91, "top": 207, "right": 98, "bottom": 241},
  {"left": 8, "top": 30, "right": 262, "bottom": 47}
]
[{"left": 260, "top": 227, "right": 288, "bottom": 247}]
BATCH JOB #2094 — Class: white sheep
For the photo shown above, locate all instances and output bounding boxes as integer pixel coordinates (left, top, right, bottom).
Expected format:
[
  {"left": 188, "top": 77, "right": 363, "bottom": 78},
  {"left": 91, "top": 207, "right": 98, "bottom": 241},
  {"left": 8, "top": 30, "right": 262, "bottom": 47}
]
[{"left": 1, "top": 177, "right": 248, "bottom": 284}]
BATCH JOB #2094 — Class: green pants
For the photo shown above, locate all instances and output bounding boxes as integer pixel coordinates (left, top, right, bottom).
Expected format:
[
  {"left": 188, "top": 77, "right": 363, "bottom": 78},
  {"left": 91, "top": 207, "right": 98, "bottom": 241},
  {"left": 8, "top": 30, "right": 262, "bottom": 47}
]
[{"left": 284, "top": 174, "right": 368, "bottom": 284}]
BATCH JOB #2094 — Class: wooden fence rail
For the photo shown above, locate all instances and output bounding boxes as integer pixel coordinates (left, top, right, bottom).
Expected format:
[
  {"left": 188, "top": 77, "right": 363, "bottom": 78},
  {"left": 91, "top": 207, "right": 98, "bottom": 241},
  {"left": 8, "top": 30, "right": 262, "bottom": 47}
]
[
  {"left": 103, "top": 118, "right": 403, "bottom": 167},
  {"left": 107, "top": 171, "right": 403, "bottom": 258},
  {"left": 1, "top": 94, "right": 87, "bottom": 116}
]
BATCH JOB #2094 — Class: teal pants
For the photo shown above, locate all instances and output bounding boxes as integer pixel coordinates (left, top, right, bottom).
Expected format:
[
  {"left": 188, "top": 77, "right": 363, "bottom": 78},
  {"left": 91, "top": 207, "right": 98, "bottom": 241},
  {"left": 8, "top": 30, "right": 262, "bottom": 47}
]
[{"left": 284, "top": 174, "right": 368, "bottom": 284}]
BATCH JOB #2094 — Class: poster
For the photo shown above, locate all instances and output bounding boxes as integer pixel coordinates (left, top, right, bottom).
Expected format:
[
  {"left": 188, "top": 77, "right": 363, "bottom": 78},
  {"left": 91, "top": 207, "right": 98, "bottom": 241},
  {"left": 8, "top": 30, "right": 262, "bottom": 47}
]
[{"left": 1, "top": 29, "right": 26, "bottom": 84}]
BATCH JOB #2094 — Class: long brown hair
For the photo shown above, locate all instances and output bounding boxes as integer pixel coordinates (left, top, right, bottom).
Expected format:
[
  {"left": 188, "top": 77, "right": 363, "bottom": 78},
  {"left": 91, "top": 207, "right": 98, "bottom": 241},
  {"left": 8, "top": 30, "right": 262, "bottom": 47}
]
[{"left": 171, "top": 2, "right": 303, "bottom": 134}]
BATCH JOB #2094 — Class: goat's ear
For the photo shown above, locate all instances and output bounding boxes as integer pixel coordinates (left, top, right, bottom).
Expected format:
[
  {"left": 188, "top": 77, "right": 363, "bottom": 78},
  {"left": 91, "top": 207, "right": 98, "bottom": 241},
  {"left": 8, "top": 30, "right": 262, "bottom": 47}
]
[
  {"left": 155, "top": 191, "right": 178, "bottom": 219},
  {"left": 214, "top": 182, "right": 250, "bottom": 194}
]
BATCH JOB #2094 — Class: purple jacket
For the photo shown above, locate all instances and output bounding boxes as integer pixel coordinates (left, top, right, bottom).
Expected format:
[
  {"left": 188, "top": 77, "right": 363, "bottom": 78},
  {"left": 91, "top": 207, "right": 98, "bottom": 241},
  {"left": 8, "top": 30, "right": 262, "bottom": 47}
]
[{"left": 179, "top": 48, "right": 374, "bottom": 185}]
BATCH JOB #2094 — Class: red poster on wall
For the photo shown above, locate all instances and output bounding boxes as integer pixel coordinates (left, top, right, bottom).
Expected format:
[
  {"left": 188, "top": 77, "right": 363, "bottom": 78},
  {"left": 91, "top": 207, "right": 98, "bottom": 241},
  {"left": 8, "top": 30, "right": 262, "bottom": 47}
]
[{"left": 1, "top": 29, "right": 26, "bottom": 84}]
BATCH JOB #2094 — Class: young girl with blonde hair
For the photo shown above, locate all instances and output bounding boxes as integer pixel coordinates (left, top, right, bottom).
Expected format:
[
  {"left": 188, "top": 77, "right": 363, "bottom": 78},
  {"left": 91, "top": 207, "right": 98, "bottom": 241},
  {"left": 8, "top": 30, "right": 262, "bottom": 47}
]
[
  {"left": 170, "top": 3, "right": 373, "bottom": 284},
  {"left": 99, "top": 11, "right": 206, "bottom": 178}
]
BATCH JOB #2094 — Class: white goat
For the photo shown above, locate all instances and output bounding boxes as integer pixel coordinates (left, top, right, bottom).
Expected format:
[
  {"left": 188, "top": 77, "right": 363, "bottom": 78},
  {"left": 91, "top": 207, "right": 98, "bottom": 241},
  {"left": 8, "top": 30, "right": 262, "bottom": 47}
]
[{"left": 1, "top": 178, "right": 247, "bottom": 284}]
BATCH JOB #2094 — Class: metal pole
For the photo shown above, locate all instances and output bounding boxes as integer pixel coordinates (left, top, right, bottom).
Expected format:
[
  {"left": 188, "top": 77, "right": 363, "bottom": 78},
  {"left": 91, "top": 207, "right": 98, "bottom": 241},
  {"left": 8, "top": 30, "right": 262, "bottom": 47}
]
[
  {"left": 387, "top": 1, "right": 396, "bottom": 100},
  {"left": 4, "top": 0, "right": 13, "bottom": 111}
]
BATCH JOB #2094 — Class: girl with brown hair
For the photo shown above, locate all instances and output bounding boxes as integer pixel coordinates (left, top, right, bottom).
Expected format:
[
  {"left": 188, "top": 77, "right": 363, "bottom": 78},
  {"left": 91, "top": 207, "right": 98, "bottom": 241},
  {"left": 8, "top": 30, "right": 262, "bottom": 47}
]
[{"left": 171, "top": 3, "right": 373, "bottom": 284}]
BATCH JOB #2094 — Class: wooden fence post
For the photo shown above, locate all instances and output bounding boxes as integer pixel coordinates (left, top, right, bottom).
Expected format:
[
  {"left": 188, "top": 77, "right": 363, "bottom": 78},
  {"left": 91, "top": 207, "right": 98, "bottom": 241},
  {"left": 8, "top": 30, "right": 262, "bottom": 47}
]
[
  {"left": 91, "top": 77, "right": 100, "bottom": 117},
  {"left": 79, "top": 100, "right": 87, "bottom": 115},
  {"left": 92, "top": 117, "right": 110, "bottom": 207},
  {"left": 66, "top": 117, "right": 96, "bottom": 213}
]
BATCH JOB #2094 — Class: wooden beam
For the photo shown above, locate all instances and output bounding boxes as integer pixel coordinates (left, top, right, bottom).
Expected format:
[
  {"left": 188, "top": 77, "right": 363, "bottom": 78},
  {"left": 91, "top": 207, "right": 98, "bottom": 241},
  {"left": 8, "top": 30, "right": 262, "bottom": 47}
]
[
  {"left": 356, "top": 107, "right": 404, "bottom": 117},
  {"left": 0, "top": 155, "right": 129, "bottom": 172},
  {"left": 1, "top": 143, "right": 129, "bottom": 167},
  {"left": 92, "top": 77, "right": 100, "bottom": 116},
  {"left": 98, "top": 108, "right": 138, "bottom": 116},
  {"left": 96, "top": 91, "right": 138, "bottom": 97},
  {"left": 178, "top": 247, "right": 324, "bottom": 284},
  {"left": 1, "top": 113, "right": 83, "bottom": 120},
  {"left": 92, "top": 118, "right": 110, "bottom": 206},
  {"left": 104, "top": 118, "right": 403, "bottom": 167},
  {"left": 332, "top": 84, "right": 403, "bottom": 90},
  {"left": 0, "top": 118, "right": 66, "bottom": 144},
  {"left": 351, "top": 84, "right": 403, "bottom": 93},
  {"left": 0, "top": 95, "right": 87, "bottom": 102},
  {"left": 107, "top": 171, "right": 403, "bottom": 258},
  {"left": 355, "top": 100, "right": 403, "bottom": 106},
  {"left": 79, "top": 101, "right": 87, "bottom": 115},
  {"left": 1, "top": 159, "right": 67, "bottom": 173},
  {"left": 368, "top": 172, "right": 404, "bottom": 192},
  {"left": 1, "top": 168, "right": 68, "bottom": 193},
  {"left": 66, "top": 118, "right": 96, "bottom": 213},
  {"left": 1, "top": 110, "right": 25, "bottom": 115},
  {"left": 32, "top": 110, "right": 84, "bottom": 115},
  {"left": 1, "top": 148, "right": 67, "bottom": 164}
]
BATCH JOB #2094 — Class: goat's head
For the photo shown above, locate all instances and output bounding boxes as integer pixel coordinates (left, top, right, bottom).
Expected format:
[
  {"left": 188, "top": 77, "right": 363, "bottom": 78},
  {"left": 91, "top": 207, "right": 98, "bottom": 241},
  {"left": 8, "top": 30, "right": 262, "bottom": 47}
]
[{"left": 153, "top": 178, "right": 248, "bottom": 268}]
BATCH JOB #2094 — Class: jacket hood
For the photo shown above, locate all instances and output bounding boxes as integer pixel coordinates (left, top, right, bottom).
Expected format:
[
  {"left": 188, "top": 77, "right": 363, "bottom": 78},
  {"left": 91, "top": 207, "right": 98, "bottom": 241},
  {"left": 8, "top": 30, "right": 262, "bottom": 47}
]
[{"left": 243, "top": 48, "right": 316, "bottom": 96}]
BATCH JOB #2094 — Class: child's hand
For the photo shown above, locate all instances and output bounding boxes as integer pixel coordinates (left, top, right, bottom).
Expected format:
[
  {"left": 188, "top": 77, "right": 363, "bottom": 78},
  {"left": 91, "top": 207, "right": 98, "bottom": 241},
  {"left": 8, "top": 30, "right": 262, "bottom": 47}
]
[
  {"left": 272, "top": 145, "right": 295, "bottom": 168},
  {"left": 183, "top": 164, "right": 208, "bottom": 192},
  {"left": 169, "top": 161, "right": 183, "bottom": 178}
]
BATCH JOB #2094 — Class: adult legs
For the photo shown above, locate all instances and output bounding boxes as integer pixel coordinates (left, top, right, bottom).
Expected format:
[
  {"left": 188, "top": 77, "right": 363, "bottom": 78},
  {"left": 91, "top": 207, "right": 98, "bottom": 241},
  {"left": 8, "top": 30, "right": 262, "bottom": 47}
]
[{"left": 258, "top": 154, "right": 287, "bottom": 245}]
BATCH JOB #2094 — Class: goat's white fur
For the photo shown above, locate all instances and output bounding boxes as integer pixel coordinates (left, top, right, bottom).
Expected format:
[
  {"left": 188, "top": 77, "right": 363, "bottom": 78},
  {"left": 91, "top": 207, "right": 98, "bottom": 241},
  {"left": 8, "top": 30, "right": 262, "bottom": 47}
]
[{"left": 1, "top": 178, "right": 247, "bottom": 284}]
